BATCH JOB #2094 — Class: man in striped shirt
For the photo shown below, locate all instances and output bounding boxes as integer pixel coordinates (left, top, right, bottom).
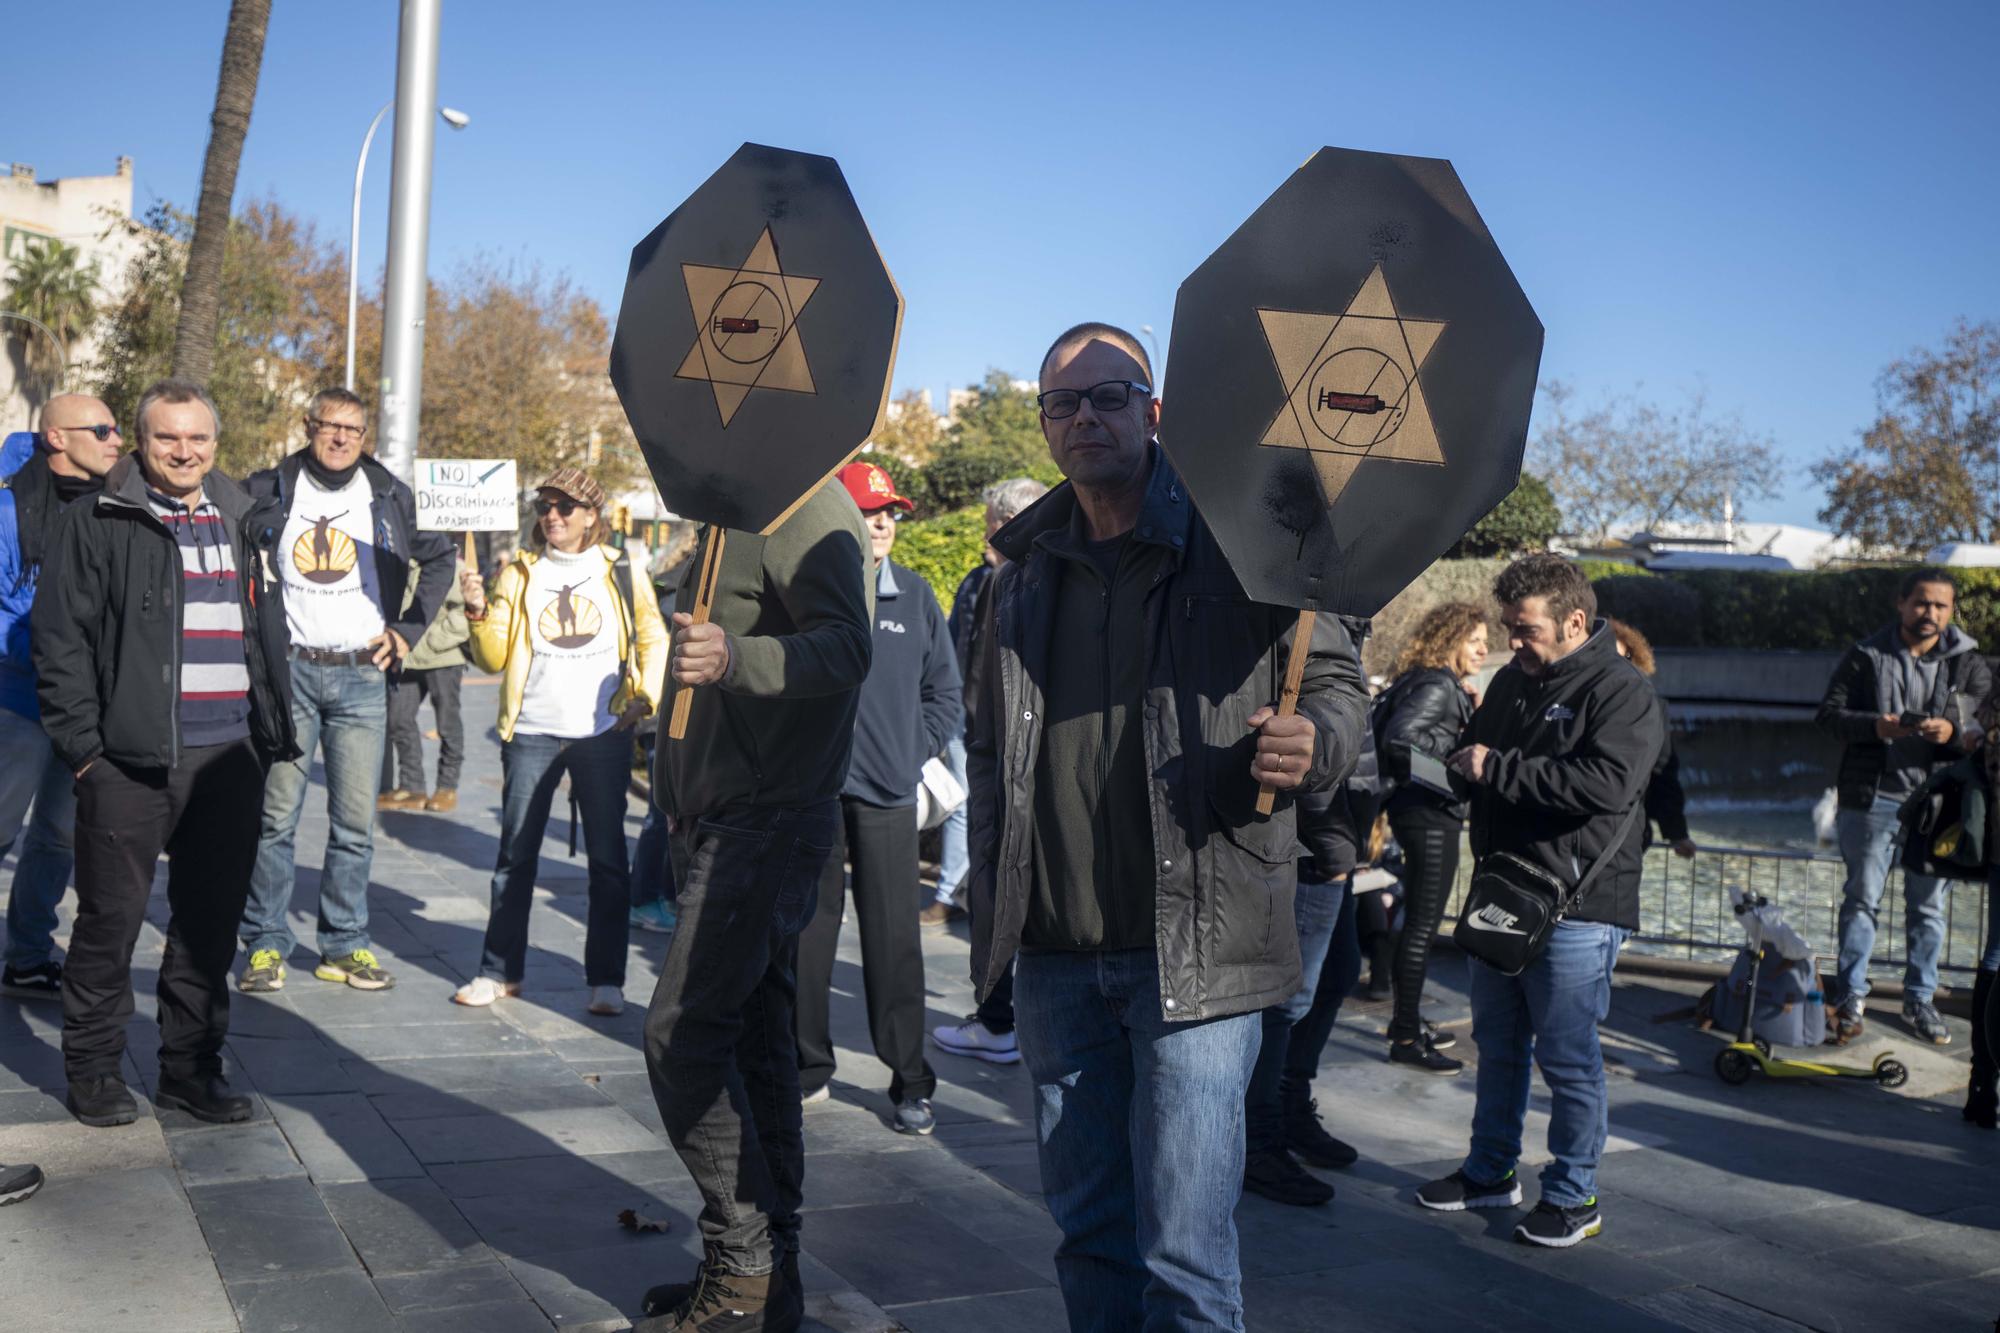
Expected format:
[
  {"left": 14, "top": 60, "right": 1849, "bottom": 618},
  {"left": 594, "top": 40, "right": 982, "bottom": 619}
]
[{"left": 32, "top": 380, "right": 298, "bottom": 1130}]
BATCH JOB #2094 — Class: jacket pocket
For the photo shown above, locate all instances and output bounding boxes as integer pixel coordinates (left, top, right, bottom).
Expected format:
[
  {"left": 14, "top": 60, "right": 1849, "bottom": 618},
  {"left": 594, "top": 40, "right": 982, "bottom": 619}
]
[{"left": 1206, "top": 795, "right": 1296, "bottom": 966}]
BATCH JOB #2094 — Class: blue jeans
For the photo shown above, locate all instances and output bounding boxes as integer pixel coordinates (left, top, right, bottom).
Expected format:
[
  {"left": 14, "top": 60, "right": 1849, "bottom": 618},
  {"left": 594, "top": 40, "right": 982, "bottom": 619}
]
[
  {"left": 1246, "top": 874, "right": 1350, "bottom": 1154},
  {"left": 0, "top": 706, "right": 74, "bottom": 968},
  {"left": 483, "top": 727, "right": 633, "bottom": 987},
  {"left": 934, "top": 734, "right": 969, "bottom": 903},
  {"left": 1463, "top": 920, "right": 1626, "bottom": 1209},
  {"left": 633, "top": 798, "right": 677, "bottom": 908},
  {"left": 243, "top": 659, "right": 387, "bottom": 961},
  {"left": 1015, "top": 947, "right": 1260, "bottom": 1333},
  {"left": 1835, "top": 794, "right": 1947, "bottom": 1003}
]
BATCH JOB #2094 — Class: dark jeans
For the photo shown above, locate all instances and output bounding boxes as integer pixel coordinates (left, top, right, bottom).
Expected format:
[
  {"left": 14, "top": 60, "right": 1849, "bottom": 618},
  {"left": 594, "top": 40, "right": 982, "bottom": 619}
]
[
  {"left": 1246, "top": 874, "right": 1354, "bottom": 1154},
  {"left": 796, "top": 797, "right": 937, "bottom": 1102},
  {"left": 632, "top": 798, "right": 677, "bottom": 908},
  {"left": 1387, "top": 804, "right": 1462, "bottom": 1042},
  {"left": 381, "top": 664, "right": 465, "bottom": 793},
  {"left": 976, "top": 963, "right": 1017, "bottom": 1034},
  {"left": 64, "top": 740, "right": 266, "bottom": 1083},
  {"left": 481, "top": 727, "right": 631, "bottom": 987},
  {"left": 644, "top": 801, "right": 834, "bottom": 1277}
]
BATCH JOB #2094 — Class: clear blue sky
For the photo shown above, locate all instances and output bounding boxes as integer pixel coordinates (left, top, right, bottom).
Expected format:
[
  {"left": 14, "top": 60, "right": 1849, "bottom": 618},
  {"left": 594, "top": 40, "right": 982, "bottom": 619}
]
[{"left": 11, "top": 0, "right": 1997, "bottom": 525}]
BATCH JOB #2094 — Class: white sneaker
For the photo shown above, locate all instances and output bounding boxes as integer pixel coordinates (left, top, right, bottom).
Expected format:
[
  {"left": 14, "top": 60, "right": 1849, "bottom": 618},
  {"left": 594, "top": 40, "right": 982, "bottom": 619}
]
[
  {"left": 587, "top": 985, "right": 625, "bottom": 1016},
  {"left": 930, "top": 1018, "right": 1021, "bottom": 1065},
  {"left": 802, "top": 1084, "right": 831, "bottom": 1105},
  {"left": 452, "top": 977, "right": 519, "bottom": 1007}
]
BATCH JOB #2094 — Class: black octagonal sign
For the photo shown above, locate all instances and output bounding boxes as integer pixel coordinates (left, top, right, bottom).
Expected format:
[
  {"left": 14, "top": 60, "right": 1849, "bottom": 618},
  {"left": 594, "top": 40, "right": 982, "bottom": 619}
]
[
  {"left": 1162, "top": 146, "right": 1543, "bottom": 615},
  {"left": 611, "top": 143, "right": 903, "bottom": 534}
]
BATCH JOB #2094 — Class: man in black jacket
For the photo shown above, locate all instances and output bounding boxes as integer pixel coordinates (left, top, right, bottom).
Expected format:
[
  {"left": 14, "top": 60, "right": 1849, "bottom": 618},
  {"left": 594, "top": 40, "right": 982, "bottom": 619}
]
[
  {"left": 965, "top": 323, "right": 1366, "bottom": 1329},
  {"left": 237, "top": 388, "right": 453, "bottom": 995},
  {"left": 794, "top": 460, "right": 960, "bottom": 1133},
  {"left": 32, "top": 380, "right": 298, "bottom": 1129},
  {"left": 1419, "top": 554, "right": 1663, "bottom": 1249},
  {"left": 1816, "top": 569, "right": 1990, "bottom": 1046}
]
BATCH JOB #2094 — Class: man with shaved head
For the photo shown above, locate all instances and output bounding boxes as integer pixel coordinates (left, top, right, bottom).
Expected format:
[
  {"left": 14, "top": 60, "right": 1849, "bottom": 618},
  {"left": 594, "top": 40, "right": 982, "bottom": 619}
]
[
  {"left": 0, "top": 395, "right": 122, "bottom": 1000},
  {"left": 964, "top": 323, "right": 1367, "bottom": 1328}
]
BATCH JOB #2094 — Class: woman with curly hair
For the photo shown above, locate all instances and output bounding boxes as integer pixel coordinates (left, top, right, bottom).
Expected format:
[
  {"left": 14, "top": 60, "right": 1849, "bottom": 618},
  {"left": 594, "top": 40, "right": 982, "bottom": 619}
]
[
  {"left": 1609, "top": 619, "right": 1697, "bottom": 862},
  {"left": 1377, "top": 602, "right": 1489, "bottom": 1074}
]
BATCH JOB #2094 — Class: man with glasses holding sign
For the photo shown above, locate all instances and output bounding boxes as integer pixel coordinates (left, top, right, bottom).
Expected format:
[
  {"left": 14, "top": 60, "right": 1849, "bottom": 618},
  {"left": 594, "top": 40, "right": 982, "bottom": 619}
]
[
  {"left": 238, "top": 388, "right": 454, "bottom": 995},
  {"left": 963, "top": 324, "right": 1366, "bottom": 1330}
]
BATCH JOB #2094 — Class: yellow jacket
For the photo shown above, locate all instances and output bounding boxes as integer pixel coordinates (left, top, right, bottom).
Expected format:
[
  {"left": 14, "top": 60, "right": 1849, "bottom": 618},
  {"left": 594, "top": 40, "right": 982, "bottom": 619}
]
[{"left": 469, "top": 544, "right": 668, "bottom": 742}]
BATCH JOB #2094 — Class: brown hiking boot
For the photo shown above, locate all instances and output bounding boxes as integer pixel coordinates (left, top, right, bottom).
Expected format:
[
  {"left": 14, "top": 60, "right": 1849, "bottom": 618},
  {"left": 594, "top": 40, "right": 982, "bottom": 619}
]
[
  {"left": 636, "top": 1253, "right": 781, "bottom": 1331},
  {"left": 376, "top": 788, "right": 424, "bottom": 811},
  {"left": 424, "top": 788, "right": 458, "bottom": 813}
]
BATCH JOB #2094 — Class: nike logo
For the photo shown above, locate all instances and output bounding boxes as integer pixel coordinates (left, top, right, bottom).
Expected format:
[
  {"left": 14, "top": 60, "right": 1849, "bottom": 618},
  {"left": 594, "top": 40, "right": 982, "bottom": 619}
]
[{"left": 1467, "top": 904, "right": 1525, "bottom": 936}]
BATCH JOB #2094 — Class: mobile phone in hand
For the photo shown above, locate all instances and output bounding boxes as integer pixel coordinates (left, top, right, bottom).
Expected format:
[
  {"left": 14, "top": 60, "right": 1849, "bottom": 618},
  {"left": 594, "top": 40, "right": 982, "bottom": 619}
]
[{"left": 1899, "top": 710, "right": 1929, "bottom": 729}]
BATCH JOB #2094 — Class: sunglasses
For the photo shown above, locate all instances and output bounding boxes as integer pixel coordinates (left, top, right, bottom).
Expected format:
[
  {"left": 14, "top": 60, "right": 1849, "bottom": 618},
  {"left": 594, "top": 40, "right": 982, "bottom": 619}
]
[
  {"left": 64, "top": 423, "right": 122, "bottom": 441},
  {"left": 533, "top": 497, "right": 588, "bottom": 517},
  {"left": 1036, "top": 380, "right": 1151, "bottom": 420}
]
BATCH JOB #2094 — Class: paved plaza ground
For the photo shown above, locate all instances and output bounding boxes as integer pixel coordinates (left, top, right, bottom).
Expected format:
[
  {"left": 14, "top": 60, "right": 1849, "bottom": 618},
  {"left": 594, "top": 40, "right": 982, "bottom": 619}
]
[{"left": 2, "top": 677, "right": 1997, "bottom": 1331}]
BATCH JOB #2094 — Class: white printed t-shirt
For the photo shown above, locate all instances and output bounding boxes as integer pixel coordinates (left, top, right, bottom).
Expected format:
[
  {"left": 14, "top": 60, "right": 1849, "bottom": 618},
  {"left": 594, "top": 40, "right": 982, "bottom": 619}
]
[
  {"left": 515, "top": 546, "right": 621, "bottom": 739},
  {"left": 278, "top": 469, "right": 387, "bottom": 651}
]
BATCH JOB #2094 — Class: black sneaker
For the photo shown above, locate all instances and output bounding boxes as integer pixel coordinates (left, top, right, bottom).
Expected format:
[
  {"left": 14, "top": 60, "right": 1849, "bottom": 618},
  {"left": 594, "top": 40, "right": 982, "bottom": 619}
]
[
  {"left": 1281, "top": 1090, "right": 1359, "bottom": 1170},
  {"left": 1903, "top": 998, "right": 1951, "bottom": 1046},
  {"left": 0, "top": 1162, "right": 44, "bottom": 1206},
  {"left": 66, "top": 1075, "right": 138, "bottom": 1128},
  {"left": 1389, "top": 1037, "right": 1463, "bottom": 1075},
  {"left": 155, "top": 1073, "right": 253, "bottom": 1124},
  {"left": 1416, "top": 1168, "right": 1522, "bottom": 1212},
  {"left": 1243, "top": 1148, "right": 1335, "bottom": 1207},
  {"left": 1423, "top": 1019, "right": 1458, "bottom": 1051},
  {"left": 1, "top": 958, "right": 62, "bottom": 1001},
  {"left": 1514, "top": 1197, "right": 1602, "bottom": 1247},
  {"left": 893, "top": 1097, "right": 936, "bottom": 1136}
]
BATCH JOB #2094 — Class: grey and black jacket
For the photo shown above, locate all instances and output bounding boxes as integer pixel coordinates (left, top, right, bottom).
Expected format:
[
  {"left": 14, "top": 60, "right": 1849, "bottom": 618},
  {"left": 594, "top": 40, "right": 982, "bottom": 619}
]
[
  {"left": 246, "top": 451, "right": 455, "bottom": 650},
  {"left": 1816, "top": 622, "right": 1991, "bottom": 811},
  {"left": 31, "top": 456, "right": 298, "bottom": 771},
  {"left": 1466, "top": 621, "right": 1664, "bottom": 930},
  {"left": 964, "top": 450, "right": 1368, "bottom": 1022}
]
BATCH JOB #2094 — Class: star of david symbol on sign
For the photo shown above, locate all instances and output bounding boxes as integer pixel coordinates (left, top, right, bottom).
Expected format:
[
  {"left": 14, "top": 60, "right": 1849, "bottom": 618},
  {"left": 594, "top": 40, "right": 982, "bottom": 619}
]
[
  {"left": 1256, "top": 264, "right": 1448, "bottom": 506},
  {"left": 675, "top": 226, "right": 821, "bottom": 427}
]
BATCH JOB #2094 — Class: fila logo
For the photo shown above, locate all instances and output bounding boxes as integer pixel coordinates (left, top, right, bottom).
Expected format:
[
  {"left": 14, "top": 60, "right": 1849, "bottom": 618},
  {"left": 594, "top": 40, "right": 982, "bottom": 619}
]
[
  {"left": 879, "top": 619, "right": 906, "bottom": 634},
  {"left": 1467, "top": 903, "right": 1526, "bottom": 936},
  {"left": 1543, "top": 704, "right": 1575, "bottom": 723}
]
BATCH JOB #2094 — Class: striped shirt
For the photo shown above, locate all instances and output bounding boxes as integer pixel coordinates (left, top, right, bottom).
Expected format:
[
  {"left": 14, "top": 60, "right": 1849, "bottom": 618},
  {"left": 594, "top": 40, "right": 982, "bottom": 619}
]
[{"left": 148, "top": 489, "right": 252, "bottom": 748}]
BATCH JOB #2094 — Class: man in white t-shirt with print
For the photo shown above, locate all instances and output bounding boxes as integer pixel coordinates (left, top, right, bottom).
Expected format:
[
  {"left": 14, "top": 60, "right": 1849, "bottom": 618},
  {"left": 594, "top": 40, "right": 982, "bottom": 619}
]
[{"left": 238, "top": 388, "right": 455, "bottom": 994}]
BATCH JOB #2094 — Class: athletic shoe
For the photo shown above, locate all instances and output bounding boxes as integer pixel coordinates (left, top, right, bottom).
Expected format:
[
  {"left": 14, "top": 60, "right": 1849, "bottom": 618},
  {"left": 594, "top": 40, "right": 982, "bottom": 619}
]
[
  {"left": 1423, "top": 1019, "right": 1458, "bottom": 1050},
  {"left": 587, "top": 985, "right": 626, "bottom": 1017},
  {"left": 1827, "top": 997, "right": 1864, "bottom": 1045},
  {"left": 918, "top": 902, "right": 962, "bottom": 931},
  {"left": 155, "top": 1073, "right": 253, "bottom": 1124},
  {"left": 893, "top": 1097, "right": 936, "bottom": 1135},
  {"left": 1390, "top": 1037, "right": 1463, "bottom": 1075},
  {"left": 630, "top": 900, "right": 679, "bottom": 935},
  {"left": 315, "top": 950, "right": 395, "bottom": 991},
  {"left": 424, "top": 788, "right": 458, "bottom": 813},
  {"left": 238, "top": 949, "right": 286, "bottom": 993},
  {"left": 1416, "top": 1168, "right": 1522, "bottom": 1212},
  {"left": 452, "top": 977, "right": 520, "bottom": 1007},
  {"left": 1281, "top": 1089, "right": 1359, "bottom": 1170},
  {"left": 1904, "top": 998, "right": 1951, "bottom": 1045},
  {"left": 1, "top": 958, "right": 63, "bottom": 1001},
  {"left": 1514, "top": 1197, "right": 1603, "bottom": 1247},
  {"left": 376, "top": 788, "right": 425, "bottom": 811},
  {"left": 66, "top": 1075, "right": 138, "bottom": 1128},
  {"left": 930, "top": 1017, "right": 1021, "bottom": 1065},
  {"left": 0, "top": 1163, "right": 45, "bottom": 1206},
  {"left": 801, "top": 1084, "right": 831, "bottom": 1105},
  {"left": 1243, "top": 1148, "right": 1335, "bottom": 1207}
]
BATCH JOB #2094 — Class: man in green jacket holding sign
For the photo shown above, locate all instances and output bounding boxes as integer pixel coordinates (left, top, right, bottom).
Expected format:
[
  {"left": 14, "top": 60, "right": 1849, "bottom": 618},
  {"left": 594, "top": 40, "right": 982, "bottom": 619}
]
[{"left": 379, "top": 557, "right": 471, "bottom": 813}]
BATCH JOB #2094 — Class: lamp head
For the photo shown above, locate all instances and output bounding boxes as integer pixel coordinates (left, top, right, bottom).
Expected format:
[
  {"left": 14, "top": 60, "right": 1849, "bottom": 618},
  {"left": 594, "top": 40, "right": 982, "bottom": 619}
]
[{"left": 440, "top": 106, "right": 471, "bottom": 130}]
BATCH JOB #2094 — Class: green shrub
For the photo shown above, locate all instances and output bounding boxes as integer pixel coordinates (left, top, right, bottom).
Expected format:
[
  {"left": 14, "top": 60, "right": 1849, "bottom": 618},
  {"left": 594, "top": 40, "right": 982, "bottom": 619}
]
[
  {"left": 1448, "top": 473, "right": 1561, "bottom": 557},
  {"left": 1594, "top": 575, "right": 1702, "bottom": 645},
  {"left": 1583, "top": 566, "right": 2000, "bottom": 651},
  {"left": 1575, "top": 558, "right": 1649, "bottom": 583},
  {"left": 895, "top": 505, "right": 987, "bottom": 611}
]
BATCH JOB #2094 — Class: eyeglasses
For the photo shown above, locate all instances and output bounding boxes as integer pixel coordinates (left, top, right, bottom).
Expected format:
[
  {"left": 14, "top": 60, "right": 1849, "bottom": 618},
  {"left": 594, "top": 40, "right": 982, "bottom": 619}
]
[
  {"left": 63, "top": 423, "right": 122, "bottom": 441},
  {"left": 307, "top": 418, "right": 367, "bottom": 440},
  {"left": 1036, "top": 380, "right": 1151, "bottom": 420},
  {"left": 534, "top": 498, "right": 587, "bottom": 517}
]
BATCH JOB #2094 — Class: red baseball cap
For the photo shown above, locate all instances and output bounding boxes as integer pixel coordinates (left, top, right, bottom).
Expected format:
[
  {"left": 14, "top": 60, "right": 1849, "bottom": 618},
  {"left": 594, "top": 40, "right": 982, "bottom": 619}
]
[{"left": 838, "top": 459, "right": 915, "bottom": 514}]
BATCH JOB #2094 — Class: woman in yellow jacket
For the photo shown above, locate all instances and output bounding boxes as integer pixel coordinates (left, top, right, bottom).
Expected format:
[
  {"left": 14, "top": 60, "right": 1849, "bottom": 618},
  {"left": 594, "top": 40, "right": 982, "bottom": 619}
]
[{"left": 456, "top": 468, "right": 666, "bottom": 1017}]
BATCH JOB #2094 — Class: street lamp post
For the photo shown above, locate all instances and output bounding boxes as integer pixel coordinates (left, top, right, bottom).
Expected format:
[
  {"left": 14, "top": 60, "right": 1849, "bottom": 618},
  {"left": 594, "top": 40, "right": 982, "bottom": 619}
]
[
  {"left": 346, "top": 100, "right": 468, "bottom": 393},
  {"left": 1, "top": 310, "right": 69, "bottom": 426},
  {"left": 1140, "top": 323, "right": 1161, "bottom": 382}
]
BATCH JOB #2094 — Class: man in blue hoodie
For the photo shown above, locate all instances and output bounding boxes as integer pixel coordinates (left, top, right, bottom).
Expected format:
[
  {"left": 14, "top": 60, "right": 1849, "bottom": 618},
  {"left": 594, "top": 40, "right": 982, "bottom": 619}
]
[{"left": 0, "top": 399, "right": 122, "bottom": 999}]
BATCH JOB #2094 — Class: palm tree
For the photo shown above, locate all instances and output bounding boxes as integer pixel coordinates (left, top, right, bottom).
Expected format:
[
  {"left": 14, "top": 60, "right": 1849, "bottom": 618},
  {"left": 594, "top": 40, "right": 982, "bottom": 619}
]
[
  {"left": 3, "top": 238, "right": 99, "bottom": 401},
  {"left": 170, "top": 0, "right": 271, "bottom": 386}
]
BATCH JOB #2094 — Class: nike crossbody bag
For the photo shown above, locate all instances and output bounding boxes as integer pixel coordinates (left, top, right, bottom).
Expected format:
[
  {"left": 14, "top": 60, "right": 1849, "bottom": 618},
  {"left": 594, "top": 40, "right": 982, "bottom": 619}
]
[{"left": 1453, "top": 800, "right": 1644, "bottom": 976}]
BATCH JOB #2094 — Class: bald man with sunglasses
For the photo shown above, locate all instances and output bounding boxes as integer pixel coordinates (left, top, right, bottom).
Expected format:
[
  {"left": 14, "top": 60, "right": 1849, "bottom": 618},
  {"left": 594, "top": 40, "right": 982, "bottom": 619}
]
[{"left": 1, "top": 396, "right": 122, "bottom": 1001}]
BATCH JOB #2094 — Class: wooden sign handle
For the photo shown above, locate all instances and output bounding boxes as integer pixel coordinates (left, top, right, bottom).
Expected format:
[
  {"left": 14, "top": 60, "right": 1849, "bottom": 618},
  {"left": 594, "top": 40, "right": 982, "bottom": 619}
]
[
  {"left": 666, "top": 527, "right": 727, "bottom": 741},
  {"left": 1255, "top": 608, "right": 1317, "bottom": 817},
  {"left": 462, "top": 531, "right": 477, "bottom": 568}
]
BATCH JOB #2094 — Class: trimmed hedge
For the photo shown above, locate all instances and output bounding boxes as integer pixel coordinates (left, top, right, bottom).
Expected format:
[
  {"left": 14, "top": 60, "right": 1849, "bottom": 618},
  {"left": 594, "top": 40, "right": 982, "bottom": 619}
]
[
  {"left": 895, "top": 505, "right": 987, "bottom": 612},
  {"left": 1591, "top": 566, "right": 2000, "bottom": 652}
]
